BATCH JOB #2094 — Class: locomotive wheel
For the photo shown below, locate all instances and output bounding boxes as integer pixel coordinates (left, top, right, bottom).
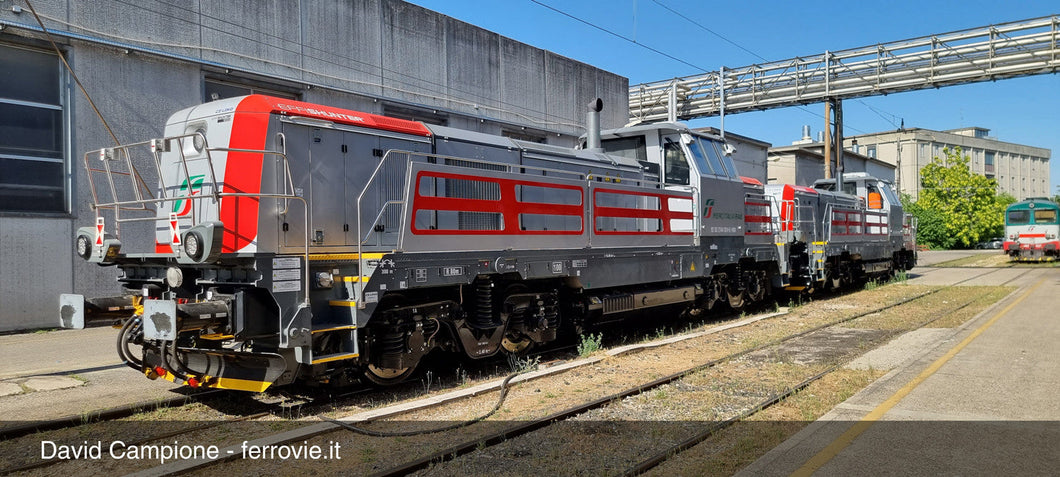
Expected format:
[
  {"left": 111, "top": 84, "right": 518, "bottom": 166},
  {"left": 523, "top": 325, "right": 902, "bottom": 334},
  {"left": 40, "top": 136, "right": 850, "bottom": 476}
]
[
  {"left": 502, "top": 336, "right": 532, "bottom": 354},
  {"left": 363, "top": 364, "right": 416, "bottom": 386}
]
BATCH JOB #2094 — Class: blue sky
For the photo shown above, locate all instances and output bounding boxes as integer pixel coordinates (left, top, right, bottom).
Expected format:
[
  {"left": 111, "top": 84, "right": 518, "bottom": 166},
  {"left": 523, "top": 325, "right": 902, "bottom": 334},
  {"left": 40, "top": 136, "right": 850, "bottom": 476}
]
[{"left": 408, "top": 0, "right": 1060, "bottom": 196}]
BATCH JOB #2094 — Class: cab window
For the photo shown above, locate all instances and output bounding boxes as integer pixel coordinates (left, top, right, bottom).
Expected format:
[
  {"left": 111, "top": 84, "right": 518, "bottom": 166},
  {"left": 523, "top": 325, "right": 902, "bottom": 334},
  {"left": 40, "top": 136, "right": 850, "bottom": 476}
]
[
  {"left": 687, "top": 139, "right": 714, "bottom": 175},
  {"left": 1007, "top": 210, "right": 1029, "bottom": 225},
  {"left": 720, "top": 154, "right": 739, "bottom": 178},
  {"left": 1034, "top": 209, "right": 1056, "bottom": 224},
  {"left": 663, "top": 140, "right": 690, "bottom": 185},
  {"left": 700, "top": 139, "right": 728, "bottom": 178}
]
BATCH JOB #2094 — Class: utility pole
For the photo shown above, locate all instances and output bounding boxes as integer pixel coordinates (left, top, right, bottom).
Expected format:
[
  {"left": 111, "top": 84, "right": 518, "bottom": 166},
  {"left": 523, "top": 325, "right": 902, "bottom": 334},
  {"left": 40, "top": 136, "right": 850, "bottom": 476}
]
[
  {"left": 823, "top": 98, "right": 844, "bottom": 187},
  {"left": 834, "top": 99, "right": 844, "bottom": 189},
  {"left": 895, "top": 120, "right": 904, "bottom": 193},
  {"left": 824, "top": 101, "right": 832, "bottom": 179}
]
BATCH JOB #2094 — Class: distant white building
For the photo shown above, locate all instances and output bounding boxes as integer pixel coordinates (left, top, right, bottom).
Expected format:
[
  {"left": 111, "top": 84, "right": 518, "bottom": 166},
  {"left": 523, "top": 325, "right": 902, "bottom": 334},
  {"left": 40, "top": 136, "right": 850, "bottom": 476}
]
[
  {"left": 844, "top": 127, "right": 1051, "bottom": 201},
  {"left": 767, "top": 126, "right": 896, "bottom": 187}
]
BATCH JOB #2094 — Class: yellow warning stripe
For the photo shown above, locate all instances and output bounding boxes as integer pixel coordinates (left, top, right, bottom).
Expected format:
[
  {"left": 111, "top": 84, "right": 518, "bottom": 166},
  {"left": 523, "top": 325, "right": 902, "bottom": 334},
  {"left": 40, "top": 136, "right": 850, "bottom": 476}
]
[
  {"left": 158, "top": 370, "right": 272, "bottom": 393},
  {"left": 311, "top": 352, "right": 360, "bottom": 365},
  {"left": 313, "top": 324, "right": 357, "bottom": 334},
  {"left": 342, "top": 276, "right": 370, "bottom": 282},
  {"left": 308, "top": 253, "right": 385, "bottom": 261},
  {"left": 328, "top": 300, "right": 358, "bottom": 308},
  {"left": 791, "top": 278, "right": 1046, "bottom": 476},
  {"left": 198, "top": 333, "right": 235, "bottom": 340}
]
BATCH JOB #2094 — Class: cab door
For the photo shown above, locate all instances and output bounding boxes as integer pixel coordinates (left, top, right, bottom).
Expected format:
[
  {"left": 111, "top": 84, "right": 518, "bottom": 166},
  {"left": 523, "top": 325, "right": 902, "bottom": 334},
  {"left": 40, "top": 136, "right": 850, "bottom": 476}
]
[
  {"left": 686, "top": 136, "right": 744, "bottom": 239},
  {"left": 280, "top": 123, "right": 346, "bottom": 248},
  {"left": 661, "top": 137, "right": 698, "bottom": 235}
]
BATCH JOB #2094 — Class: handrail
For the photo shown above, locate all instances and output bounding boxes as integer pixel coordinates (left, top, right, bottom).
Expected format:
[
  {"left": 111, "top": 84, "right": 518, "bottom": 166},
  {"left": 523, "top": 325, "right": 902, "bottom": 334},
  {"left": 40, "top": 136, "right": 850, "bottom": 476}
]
[{"left": 83, "top": 134, "right": 309, "bottom": 303}]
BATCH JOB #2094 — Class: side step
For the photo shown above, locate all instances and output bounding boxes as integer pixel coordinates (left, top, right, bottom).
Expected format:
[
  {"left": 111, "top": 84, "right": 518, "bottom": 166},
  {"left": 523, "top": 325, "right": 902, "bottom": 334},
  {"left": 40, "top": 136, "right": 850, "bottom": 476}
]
[{"left": 311, "top": 352, "right": 360, "bottom": 365}]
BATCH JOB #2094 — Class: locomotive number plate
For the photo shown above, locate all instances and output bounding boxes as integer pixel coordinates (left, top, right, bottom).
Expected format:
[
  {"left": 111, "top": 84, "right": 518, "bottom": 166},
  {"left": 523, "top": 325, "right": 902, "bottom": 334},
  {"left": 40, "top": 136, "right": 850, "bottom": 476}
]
[{"left": 442, "top": 266, "right": 464, "bottom": 277}]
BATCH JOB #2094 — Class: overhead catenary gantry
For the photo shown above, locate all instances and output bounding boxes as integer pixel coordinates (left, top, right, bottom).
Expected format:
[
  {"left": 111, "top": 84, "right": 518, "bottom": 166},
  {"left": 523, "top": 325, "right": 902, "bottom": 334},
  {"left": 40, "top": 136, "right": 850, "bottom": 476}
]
[{"left": 629, "top": 15, "right": 1060, "bottom": 124}]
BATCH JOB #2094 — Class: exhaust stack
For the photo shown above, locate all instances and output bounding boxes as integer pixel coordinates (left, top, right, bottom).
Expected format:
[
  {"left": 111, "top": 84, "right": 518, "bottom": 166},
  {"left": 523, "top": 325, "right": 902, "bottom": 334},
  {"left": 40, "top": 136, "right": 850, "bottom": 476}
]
[{"left": 586, "top": 98, "right": 603, "bottom": 152}]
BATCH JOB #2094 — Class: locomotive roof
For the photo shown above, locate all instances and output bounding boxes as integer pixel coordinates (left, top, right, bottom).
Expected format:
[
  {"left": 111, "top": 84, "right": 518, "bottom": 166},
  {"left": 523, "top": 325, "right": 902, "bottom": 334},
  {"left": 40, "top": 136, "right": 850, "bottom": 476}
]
[
  {"left": 599, "top": 122, "right": 717, "bottom": 140},
  {"left": 1007, "top": 198, "right": 1060, "bottom": 210},
  {"left": 427, "top": 123, "right": 641, "bottom": 171},
  {"left": 812, "top": 172, "right": 890, "bottom": 186},
  {"left": 513, "top": 139, "right": 642, "bottom": 171},
  {"left": 426, "top": 124, "right": 521, "bottom": 150},
  {"left": 169, "top": 95, "right": 433, "bottom": 137}
]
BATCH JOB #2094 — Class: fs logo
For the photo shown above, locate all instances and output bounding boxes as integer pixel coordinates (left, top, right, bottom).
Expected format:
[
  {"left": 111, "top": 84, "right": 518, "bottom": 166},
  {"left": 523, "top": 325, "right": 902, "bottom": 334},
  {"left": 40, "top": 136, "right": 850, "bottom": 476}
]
[
  {"left": 172, "top": 174, "right": 205, "bottom": 217},
  {"left": 702, "top": 198, "right": 715, "bottom": 219}
]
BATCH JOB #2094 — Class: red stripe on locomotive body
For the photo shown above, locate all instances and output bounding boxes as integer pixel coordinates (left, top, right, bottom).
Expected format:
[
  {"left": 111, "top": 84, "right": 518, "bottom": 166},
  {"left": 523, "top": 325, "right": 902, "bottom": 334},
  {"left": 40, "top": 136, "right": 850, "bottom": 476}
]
[
  {"left": 779, "top": 184, "right": 817, "bottom": 232},
  {"left": 1018, "top": 233, "right": 1047, "bottom": 238},
  {"left": 247, "top": 95, "right": 431, "bottom": 137},
  {"left": 592, "top": 187, "right": 694, "bottom": 236},
  {"left": 411, "top": 171, "right": 584, "bottom": 236},
  {"left": 215, "top": 96, "right": 432, "bottom": 252},
  {"left": 220, "top": 96, "right": 272, "bottom": 253}
]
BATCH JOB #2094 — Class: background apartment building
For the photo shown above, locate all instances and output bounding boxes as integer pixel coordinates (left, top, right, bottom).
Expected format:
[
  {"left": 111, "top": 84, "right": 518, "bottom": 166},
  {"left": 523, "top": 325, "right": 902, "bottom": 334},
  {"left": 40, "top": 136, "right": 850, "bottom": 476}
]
[{"left": 845, "top": 127, "right": 1050, "bottom": 201}]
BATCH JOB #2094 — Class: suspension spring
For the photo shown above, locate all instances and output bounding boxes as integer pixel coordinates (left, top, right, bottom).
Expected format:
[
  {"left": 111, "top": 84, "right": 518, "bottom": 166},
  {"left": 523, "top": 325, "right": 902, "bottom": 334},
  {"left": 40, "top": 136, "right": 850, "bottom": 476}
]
[
  {"left": 472, "top": 279, "right": 495, "bottom": 329},
  {"left": 379, "top": 329, "right": 406, "bottom": 356}
]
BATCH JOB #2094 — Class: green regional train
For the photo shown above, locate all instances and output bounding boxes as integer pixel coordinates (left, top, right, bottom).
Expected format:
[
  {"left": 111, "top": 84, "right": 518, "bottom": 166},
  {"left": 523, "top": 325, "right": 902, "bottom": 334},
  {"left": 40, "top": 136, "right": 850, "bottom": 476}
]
[{"left": 1004, "top": 198, "right": 1060, "bottom": 261}]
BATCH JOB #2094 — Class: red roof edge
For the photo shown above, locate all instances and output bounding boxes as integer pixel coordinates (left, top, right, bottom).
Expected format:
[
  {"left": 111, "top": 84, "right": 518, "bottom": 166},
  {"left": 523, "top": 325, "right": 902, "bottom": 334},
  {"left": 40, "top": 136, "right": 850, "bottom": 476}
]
[{"left": 236, "top": 95, "right": 432, "bottom": 137}]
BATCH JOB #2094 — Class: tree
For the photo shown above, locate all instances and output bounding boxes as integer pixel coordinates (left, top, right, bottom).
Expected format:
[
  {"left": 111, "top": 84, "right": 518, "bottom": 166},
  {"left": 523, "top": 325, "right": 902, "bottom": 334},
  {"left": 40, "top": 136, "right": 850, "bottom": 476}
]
[{"left": 912, "top": 147, "right": 1006, "bottom": 248}]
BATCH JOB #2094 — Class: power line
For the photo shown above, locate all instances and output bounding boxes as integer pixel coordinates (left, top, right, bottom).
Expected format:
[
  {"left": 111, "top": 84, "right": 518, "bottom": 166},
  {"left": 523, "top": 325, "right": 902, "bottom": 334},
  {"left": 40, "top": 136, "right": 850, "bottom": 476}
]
[
  {"left": 528, "top": 0, "right": 710, "bottom": 72},
  {"left": 649, "top": 0, "right": 767, "bottom": 62},
  {"left": 647, "top": 0, "right": 914, "bottom": 134}
]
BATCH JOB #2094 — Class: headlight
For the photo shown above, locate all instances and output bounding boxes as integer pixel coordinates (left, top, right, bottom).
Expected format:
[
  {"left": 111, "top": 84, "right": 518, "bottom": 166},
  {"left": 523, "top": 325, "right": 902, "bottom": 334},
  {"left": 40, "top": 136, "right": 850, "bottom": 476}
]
[
  {"left": 192, "top": 128, "right": 207, "bottom": 153},
  {"left": 316, "top": 271, "right": 334, "bottom": 289},
  {"left": 75, "top": 234, "right": 92, "bottom": 260},
  {"left": 184, "top": 231, "right": 203, "bottom": 261},
  {"left": 175, "top": 221, "right": 223, "bottom": 265}
]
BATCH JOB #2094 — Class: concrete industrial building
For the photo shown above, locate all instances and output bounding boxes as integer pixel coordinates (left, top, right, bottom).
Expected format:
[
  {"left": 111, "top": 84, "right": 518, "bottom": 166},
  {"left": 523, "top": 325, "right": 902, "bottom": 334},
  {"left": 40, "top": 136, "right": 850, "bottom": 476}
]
[
  {"left": 0, "top": 0, "right": 628, "bottom": 331},
  {"left": 844, "top": 127, "right": 1051, "bottom": 201},
  {"left": 767, "top": 128, "right": 896, "bottom": 187}
]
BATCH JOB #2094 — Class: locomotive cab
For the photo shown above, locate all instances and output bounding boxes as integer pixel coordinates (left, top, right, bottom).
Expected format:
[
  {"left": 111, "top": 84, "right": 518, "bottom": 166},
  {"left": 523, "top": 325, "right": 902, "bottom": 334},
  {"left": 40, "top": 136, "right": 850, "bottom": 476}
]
[{"left": 597, "top": 124, "right": 748, "bottom": 242}]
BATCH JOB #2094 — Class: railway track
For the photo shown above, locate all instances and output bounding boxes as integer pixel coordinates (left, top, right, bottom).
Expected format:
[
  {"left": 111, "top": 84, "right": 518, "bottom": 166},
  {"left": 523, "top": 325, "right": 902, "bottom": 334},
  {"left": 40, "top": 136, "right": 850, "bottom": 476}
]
[
  {"left": 1, "top": 269, "right": 1022, "bottom": 476},
  {"left": 97, "top": 269, "right": 1022, "bottom": 476},
  {"left": 362, "top": 273, "right": 1010, "bottom": 477}
]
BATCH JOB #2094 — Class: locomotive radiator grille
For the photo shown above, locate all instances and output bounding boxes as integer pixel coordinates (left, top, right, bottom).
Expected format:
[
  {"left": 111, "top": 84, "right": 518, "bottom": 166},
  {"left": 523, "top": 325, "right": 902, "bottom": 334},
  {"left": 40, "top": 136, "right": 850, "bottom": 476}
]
[{"left": 603, "top": 294, "right": 635, "bottom": 314}]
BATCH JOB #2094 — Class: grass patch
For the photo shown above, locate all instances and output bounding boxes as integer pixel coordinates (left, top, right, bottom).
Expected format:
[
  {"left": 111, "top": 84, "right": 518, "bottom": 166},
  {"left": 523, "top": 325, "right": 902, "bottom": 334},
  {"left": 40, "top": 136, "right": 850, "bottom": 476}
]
[{"left": 577, "top": 332, "right": 603, "bottom": 357}]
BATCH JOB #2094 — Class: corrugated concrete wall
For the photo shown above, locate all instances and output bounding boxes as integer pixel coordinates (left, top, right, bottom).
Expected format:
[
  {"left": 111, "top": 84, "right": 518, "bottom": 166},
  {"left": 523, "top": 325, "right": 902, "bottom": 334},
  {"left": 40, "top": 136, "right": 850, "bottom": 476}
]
[{"left": 0, "top": 0, "right": 629, "bottom": 331}]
